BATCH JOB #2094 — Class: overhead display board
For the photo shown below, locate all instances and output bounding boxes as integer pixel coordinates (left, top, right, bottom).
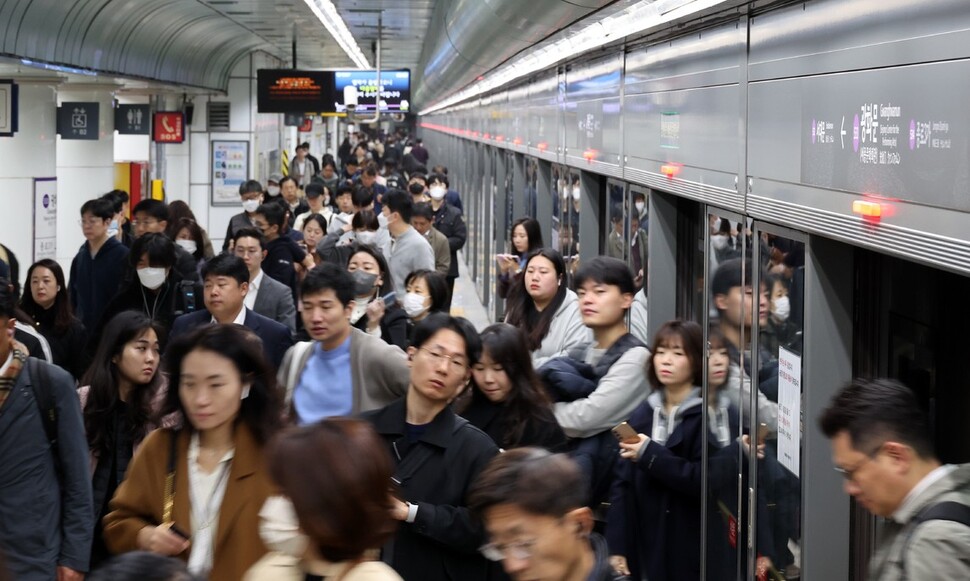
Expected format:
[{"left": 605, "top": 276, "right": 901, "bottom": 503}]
[
  {"left": 333, "top": 70, "right": 410, "bottom": 113},
  {"left": 257, "top": 69, "right": 334, "bottom": 113}
]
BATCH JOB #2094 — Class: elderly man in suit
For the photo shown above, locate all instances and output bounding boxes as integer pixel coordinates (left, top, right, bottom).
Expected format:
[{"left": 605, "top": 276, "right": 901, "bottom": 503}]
[
  {"left": 231, "top": 227, "right": 296, "bottom": 333},
  {"left": 169, "top": 254, "right": 293, "bottom": 371}
]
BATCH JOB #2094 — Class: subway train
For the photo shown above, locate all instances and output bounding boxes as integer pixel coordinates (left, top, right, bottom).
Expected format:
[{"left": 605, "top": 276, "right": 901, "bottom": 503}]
[{"left": 419, "top": 1, "right": 970, "bottom": 579}]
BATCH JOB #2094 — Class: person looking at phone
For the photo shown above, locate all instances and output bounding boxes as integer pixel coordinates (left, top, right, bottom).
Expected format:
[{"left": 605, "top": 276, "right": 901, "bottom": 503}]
[
  {"left": 497, "top": 218, "right": 543, "bottom": 299},
  {"left": 346, "top": 244, "right": 408, "bottom": 350},
  {"left": 606, "top": 319, "right": 706, "bottom": 581},
  {"left": 103, "top": 324, "right": 283, "bottom": 580},
  {"left": 277, "top": 263, "right": 408, "bottom": 425}
]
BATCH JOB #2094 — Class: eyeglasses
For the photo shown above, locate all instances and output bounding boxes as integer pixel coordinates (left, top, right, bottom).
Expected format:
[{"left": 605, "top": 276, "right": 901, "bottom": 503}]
[
  {"left": 834, "top": 445, "right": 882, "bottom": 481},
  {"left": 78, "top": 218, "right": 104, "bottom": 227},
  {"left": 480, "top": 539, "right": 536, "bottom": 562},
  {"left": 234, "top": 248, "right": 262, "bottom": 256},
  {"left": 129, "top": 219, "right": 158, "bottom": 228},
  {"left": 419, "top": 347, "right": 468, "bottom": 372}
]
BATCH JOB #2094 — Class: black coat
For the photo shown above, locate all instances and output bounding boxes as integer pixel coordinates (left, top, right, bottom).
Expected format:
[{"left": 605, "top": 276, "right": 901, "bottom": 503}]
[
  {"left": 362, "top": 398, "right": 500, "bottom": 581},
  {"left": 353, "top": 303, "right": 409, "bottom": 351},
  {"left": 23, "top": 305, "right": 88, "bottom": 380},
  {"left": 460, "top": 393, "right": 567, "bottom": 452},
  {"left": 431, "top": 202, "right": 466, "bottom": 279},
  {"left": 606, "top": 398, "right": 706, "bottom": 581},
  {"left": 168, "top": 308, "right": 294, "bottom": 372}
]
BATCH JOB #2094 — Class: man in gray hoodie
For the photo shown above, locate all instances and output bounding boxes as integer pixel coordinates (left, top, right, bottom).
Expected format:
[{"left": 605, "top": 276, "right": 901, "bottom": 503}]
[
  {"left": 381, "top": 189, "right": 435, "bottom": 297},
  {"left": 819, "top": 378, "right": 970, "bottom": 580}
]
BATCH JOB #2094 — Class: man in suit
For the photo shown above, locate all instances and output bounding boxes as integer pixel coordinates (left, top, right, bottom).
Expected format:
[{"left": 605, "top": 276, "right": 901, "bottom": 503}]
[
  {"left": 169, "top": 254, "right": 293, "bottom": 371},
  {"left": 231, "top": 227, "right": 296, "bottom": 333}
]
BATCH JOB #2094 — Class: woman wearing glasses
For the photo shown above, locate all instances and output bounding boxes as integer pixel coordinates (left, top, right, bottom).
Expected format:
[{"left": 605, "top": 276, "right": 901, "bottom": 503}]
[{"left": 362, "top": 313, "right": 500, "bottom": 581}]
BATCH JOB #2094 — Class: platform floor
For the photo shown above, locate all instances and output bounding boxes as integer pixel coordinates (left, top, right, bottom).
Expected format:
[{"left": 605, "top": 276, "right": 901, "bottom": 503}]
[{"left": 449, "top": 252, "right": 492, "bottom": 332}]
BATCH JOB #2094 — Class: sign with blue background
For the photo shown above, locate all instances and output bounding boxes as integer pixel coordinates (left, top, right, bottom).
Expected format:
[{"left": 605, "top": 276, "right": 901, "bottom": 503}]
[{"left": 333, "top": 70, "right": 410, "bottom": 113}]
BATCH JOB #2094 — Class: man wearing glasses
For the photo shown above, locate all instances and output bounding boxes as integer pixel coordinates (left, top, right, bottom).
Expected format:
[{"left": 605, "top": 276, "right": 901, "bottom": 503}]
[
  {"left": 819, "top": 379, "right": 970, "bottom": 580},
  {"left": 231, "top": 228, "right": 296, "bottom": 333},
  {"left": 468, "top": 448, "right": 628, "bottom": 581}
]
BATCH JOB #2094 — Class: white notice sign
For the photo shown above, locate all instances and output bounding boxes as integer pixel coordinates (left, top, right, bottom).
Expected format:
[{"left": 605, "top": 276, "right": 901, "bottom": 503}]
[
  {"left": 777, "top": 347, "right": 801, "bottom": 477},
  {"left": 33, "top": 178, "right": 57, "bottom": 261}
]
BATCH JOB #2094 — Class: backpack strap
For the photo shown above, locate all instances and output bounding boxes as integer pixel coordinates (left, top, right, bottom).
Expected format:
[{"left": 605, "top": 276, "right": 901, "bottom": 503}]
[
  {"left": 899, "top": 501, "right": 970, "bottom": 577},
  {"left": 27, "top": 358, "right": 58, "bottom": 454}
]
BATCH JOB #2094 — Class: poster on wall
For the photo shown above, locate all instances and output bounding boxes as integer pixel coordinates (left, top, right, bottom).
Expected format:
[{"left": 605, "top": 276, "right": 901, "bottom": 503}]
[
  {"left": 777, "top": 347, "right": 802, "bottom": 477},
  {"left": 211, "top": 140, "right": 249, "bottom": 206},
  {"left": 0, "top": 80, "right": 18, "bottom": 136},
  {"left": 33, "top": 178, "right": 57, "bottom": 261}
]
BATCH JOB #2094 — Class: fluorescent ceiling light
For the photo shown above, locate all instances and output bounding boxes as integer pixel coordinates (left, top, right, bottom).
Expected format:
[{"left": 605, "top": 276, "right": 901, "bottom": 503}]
[
  {"left": 420, "top": 0, "right": 731, "bottom": 115},
  {"left": 302, "top": 0, "right": 371, "bottom": 69}
]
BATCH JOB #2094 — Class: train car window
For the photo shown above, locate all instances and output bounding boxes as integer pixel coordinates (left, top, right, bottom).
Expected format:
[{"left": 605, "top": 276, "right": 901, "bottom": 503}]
[
  {"left": 560, "top": 170, "right": 581, "bottom": 283},
  {"left": 627, "top": 186, "right": 649, "bottom": 344},
  {"left": 605, "top": 180, "right": 627, "bottom": 262},
  {"left": 551, "top": 164, "right": 564, "bottom": 255},
  {"left": 526, "top": 157, "right": 538, "bottom": 218}
]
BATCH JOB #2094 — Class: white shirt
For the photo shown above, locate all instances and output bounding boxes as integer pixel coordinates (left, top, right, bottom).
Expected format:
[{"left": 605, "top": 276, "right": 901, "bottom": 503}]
[
  {"left": 210, "top": 305, "right": 247, "bottom": 326},
  {"left": 893, "top": 464, "right": 956, "bottom": 523},
  {"left": 0, "top": 351, "right": 13, "bottom": 375},
  {"left": 244, "top": 270, "right": 265, "bottom": 311},
  {"left": 186, "top": 432, "right": 235, "bottom": 576}
]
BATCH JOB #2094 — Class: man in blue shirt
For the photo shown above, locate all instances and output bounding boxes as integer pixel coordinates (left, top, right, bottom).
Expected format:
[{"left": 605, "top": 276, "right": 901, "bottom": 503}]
[{"left": 278, "top": 263, "right": 408, "bottom": 424}]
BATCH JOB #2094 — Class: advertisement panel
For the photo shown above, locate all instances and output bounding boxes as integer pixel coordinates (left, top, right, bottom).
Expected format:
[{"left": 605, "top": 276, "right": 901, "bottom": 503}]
[{"left": 333, "top": 70, "right": 410, "bottom": 113}]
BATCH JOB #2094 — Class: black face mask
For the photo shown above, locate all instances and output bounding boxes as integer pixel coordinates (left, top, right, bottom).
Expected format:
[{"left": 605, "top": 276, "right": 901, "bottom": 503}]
[{"left": 351, "top": 270, "right": 378, "bottom": 296}]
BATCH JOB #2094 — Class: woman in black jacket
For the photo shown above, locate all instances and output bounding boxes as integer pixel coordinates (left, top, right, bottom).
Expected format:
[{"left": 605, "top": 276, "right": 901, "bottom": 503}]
[
  {"left": 20, "top": 259, "right": 88, "bottom": 379},
  {"left": 460, "top": 323, "right": 566, "bottom": 451},
  {"left": 347, "top": 243, "right": 408, "bottom": 350},
  {"left": 361, "top": 314, "right": 501, "bottom": 581}
]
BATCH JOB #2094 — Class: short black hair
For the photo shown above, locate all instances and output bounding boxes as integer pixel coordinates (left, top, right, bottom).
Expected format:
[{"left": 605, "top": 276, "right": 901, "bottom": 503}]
[
  {"left": 129, "top": 233, "right": 177, "bottom": 269},
  {"left": 0, "top": 277, "right": 16, "bottom": 320},
  {"left": 574, "top": 256, "right": 635, "bottom": 295},
  {"left": 89, "top": 551, "right": 199, "bottom": 581},
  {"left": 239, "top": 179, "right": 264, "bottom": 196},
  {"left": 100, "top": 190, "right": 126, "bottom": 214},
  {"left": 255, "top": 202, "right": 285, "bottom": 229},
  {"left": 352, "top": 185, "right": 374, "bottom": 209},
  {"left": 232, "top": 227, "right": 266, "bottom": 251},
  {"left": 411, "top": 313, "right": 482, "bottom": 365},
  {"left": 201, "top": 253, "right": 249, "bottom": 285},
  {"left": 468, "top": 448, "right": 587, "bottom": 518},
  {"left": 711, "top": 258, "right": 762, "bottom": 298},
  {"left": 412, "top": 202, "right": 433, "bottom": 221},
  {"left": 305, "top": 182, "right": 325, "bottom": 198},
  {"left": 352, "top": 210, "right": 379, "bottom": 231},
  {"left": 133, "top": 199, "right": 170, "bottom": 223},
  {"left": 279, "top": 176, "right": 297, "bottom": 189},
  {"left": 382, "top": 189, "right": 413, "bottom": 222},
  {"left": 335, "top": 183, "right": 354, "bottom": 198},
  {"left": 80, "top": 198, "right": 115, "bottom": 220},
  {"left": 428, "top": 173, "right": 449, "bottom": 188},
  {"left": 405, "top": 270, "right": 449, "bottom": 314},
  {"left": 819, "top": 378, "right": 936, "bottom": 459},
  {"left": 301, "top": 263, "right": 355, "bottom": 307}
]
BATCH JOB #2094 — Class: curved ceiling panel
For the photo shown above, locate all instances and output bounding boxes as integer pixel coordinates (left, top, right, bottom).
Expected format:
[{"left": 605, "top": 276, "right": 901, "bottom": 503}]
[
  {"left": 416, "top": 0, "right": 613, "bottom": 108},
  {"left": 0, "top": 0, "right": 277, "bottom": 91}
]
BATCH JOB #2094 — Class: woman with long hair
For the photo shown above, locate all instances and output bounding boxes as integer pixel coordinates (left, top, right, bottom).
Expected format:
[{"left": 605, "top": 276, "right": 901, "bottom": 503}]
[
  {"left": 79, "top": 311, "right": 166, "bottom": 568},
  {"left": 346, "top": 244, "right": 408, "bottom": 350},
  {"left": 19, "top": 259, "right": 88, "bottom": 379},
  {"left": 103, "top": 324, "right": 283, "bottom": 580},
  {"left": 402, "top": 269, "right": 449, "bottom": 328},
  {"left": 496, "top": 217, "right": 543, "bottom": 299},
  {"left": 502, "top": 248, "right": 588, "bottom": 368},
  {"left": 244, "top": 419, "right": 402, "bottom": 580},
  {"left": 167, "top": 201, "right": 214, "bottom": 259},
  {"left": 459, "top": 323, "right": 566, "bottom": 451},
  {"left": 299, "top": 213, "right": 329, "bottom": 268},
  {"left": 170, "top": 218, "right": 207, "bottom": 275}
]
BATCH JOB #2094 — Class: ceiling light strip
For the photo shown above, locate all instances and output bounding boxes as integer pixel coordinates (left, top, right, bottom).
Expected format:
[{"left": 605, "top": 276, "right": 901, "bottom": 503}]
[
  {"left": 302, "top": 0, "right": 371, "bottom": 69},
  {"left": 419, "top": 0, "right": 731, "bottom": 115}
]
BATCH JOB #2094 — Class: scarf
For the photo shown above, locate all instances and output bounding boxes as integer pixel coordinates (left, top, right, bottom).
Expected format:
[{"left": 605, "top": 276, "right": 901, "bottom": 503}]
[{"left": 0, "top": 340, "right": 30, "bottom": 410}]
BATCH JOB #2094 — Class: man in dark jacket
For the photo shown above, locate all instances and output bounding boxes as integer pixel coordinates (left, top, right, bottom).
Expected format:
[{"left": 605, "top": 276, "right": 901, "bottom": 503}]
[
  {"left": 0, "top": 280, "right": 93, "bottom": 580},
  {"left": 427, "top": 173, "right": 466, "bottom": 309},
  {"left": 410, "top": 138, "right": 429, "bottom": 165},
  {"left": 469, "top": 448, "right": 628, "bottom": 581},
  {"left": 69, "top": 197, "right": 129, "bottom": 331},
  {"left": 362, "top": 314, "right": 499, "bottom": 581},
  {"left": 130, "top": 198, "right": 200, "bottom": 284}
]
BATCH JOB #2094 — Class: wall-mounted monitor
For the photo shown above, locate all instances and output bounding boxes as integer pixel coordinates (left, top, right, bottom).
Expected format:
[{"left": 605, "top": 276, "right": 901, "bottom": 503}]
[
  {"left": 333, "top": 70, "right": 410, "bottom": 113},
  {"left": 257, "top": 69, "right": 334, "bottom": 113}
]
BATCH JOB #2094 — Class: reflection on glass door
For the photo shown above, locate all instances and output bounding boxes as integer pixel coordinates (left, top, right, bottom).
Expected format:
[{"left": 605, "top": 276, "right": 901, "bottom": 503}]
[{"left": 526, "top": 157, "right": 539, "bottom": 218}]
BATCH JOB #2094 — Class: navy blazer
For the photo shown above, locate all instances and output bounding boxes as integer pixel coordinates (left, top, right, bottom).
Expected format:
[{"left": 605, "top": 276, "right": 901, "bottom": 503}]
[{"left": 168, "top": 308, "right": 294, "bottom": 371}]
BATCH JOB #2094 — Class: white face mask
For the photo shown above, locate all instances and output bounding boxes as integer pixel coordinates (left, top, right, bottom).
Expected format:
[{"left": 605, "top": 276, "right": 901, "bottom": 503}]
[
  {"left": 137, "top": 267, "right": 167, "bottom": 290},
  {"left": 378, "top": 212, "right": 389, "bottom": 229},
  {"left": 712, "top": 234, "right": 730, "bottom": 251},
  {"left": 107, "top": 219, "right": 119, "bottom": 238},
  {"left": 772, "top": 295, "right": 791, "bottom": 321},
  {"left": 635, "top": 201, "right": 645, "bottom": 214},
  {"left": 242, "top": 198, "right": 261, "bottom": 213},
  {"left": 429, "top": 186, "right": 447, "bottom": 201},
  {"left": 356, "top": 231, "right": 377, "bottom": 245},
  {"left": 267, "top": 185, "right": 281, "bottom": 196},
  {"left": 403, "top": 292, "right": 429, "bottom": 318},
  {"left": 571, "top": 186, "right": 581, "bottom": 201},
  {"left": 175, "top": 239, "right": 198, "bottom": 254}
]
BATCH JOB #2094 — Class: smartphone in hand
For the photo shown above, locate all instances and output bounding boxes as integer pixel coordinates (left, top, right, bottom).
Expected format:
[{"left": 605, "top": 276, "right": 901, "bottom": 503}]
[{"left": 612, "top": 422, "right": 640, "bottom": 444}]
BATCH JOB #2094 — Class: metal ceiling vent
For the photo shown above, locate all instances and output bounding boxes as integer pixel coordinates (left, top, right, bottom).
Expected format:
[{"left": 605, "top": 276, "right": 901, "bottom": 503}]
[{"left": 207, "top": 101, "right": 231, "bottom": 131}]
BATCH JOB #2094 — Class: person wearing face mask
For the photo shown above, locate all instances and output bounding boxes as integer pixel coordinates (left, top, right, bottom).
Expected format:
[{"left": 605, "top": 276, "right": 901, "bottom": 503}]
[
  {"left": 101, "top": 190, "right": 135, "bottom": 248},
  {"left": 293, "top": 183, "right": 333, "bottom": 232},
  {"left": 402, "top": 270, "right": 449, "bottom": 341},
  {"left": 410, "top": 203, "right": 451, "bottom": 277},
  {"left": 381, "top": 190, "right": 435, "bottom": 297},
  {"left": 347, "top": 245, "right": 408, "bottom": 350},
  {"left": 426, "top": 174, "right": 466, "bottom": 309},
  {"left": 223, "top": 180, "right": 267, "bottom": 252},
  {"left": 130, "top": 199, "right": 202, "bottom": 286},
  {"left": 90, "top": 234, "right": 204, "bottom": 354},
  {"left": 171, "top": 218, "right": 207, "bottom": 277},
  {"left": 265, "top": 173, "right": 283, "bottom": 199},
  {"left": 317, "top": 210, "right": 381, "bottom": 267},
  {"left": 760, "top": 273, "right": 798, "bottom": 358}
]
